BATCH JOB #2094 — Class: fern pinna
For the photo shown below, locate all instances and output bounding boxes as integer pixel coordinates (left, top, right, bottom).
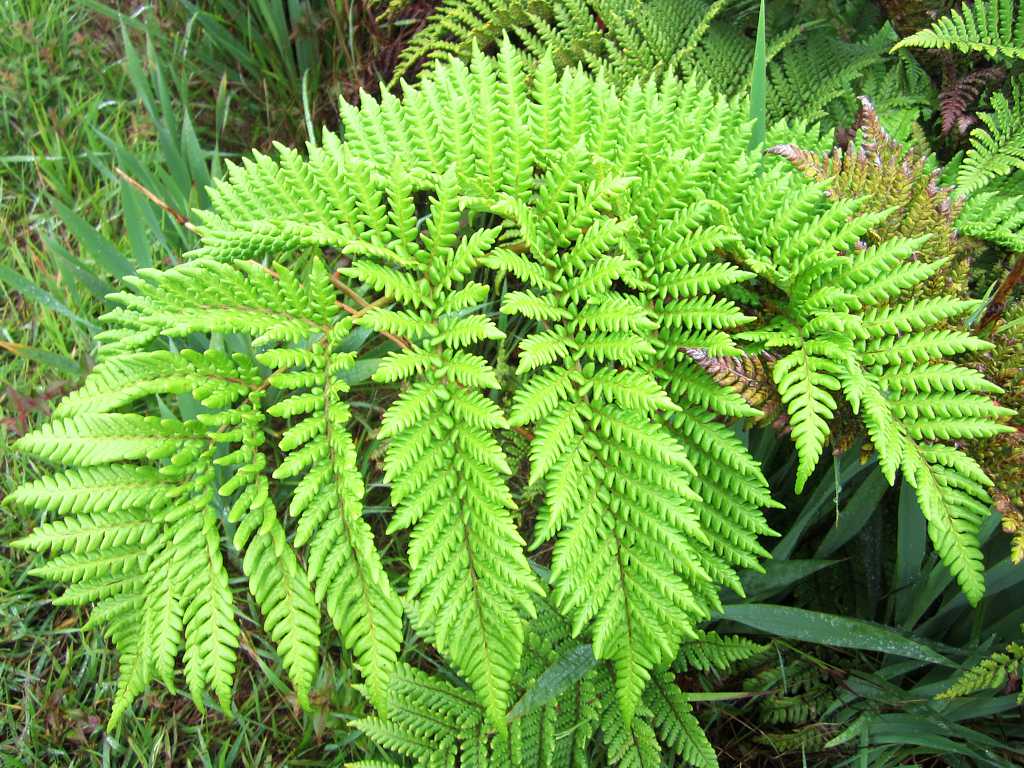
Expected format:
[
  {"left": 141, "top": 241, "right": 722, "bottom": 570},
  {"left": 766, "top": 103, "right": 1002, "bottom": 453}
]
[{"left": 5, "top": 43, "right": 1008, "bottom": 756}]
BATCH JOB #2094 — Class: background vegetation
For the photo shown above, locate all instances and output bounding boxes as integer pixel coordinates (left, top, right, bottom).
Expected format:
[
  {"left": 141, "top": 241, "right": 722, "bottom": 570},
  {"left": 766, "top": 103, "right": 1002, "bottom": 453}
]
[{"left": 1, "top": 1, "right": 1021, "bottom": 766}]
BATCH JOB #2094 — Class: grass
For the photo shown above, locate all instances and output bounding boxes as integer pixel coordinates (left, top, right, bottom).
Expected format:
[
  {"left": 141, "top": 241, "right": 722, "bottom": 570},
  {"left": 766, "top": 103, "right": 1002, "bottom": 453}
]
[{"left": 0, "top": 1, "right": 421, "bottom": 763}]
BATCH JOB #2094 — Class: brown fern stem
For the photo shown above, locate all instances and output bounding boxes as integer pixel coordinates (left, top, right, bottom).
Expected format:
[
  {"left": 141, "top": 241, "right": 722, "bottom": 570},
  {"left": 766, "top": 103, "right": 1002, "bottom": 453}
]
[{"left": 980, "top": 252, "right": 1024, "bottom": 330}]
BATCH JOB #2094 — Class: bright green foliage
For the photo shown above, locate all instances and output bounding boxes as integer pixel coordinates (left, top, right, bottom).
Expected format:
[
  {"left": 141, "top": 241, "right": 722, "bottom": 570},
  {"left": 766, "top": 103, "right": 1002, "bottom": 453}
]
[
  {"left": 352, "top": 167, "right": 543, "bottom": 727},
  {"left": 187, "top": 43, "right": 787, "bottom": 723},
  {"left": 956, "top": 79, "right": 1024, "bottom": 196},
  {"left": 893, "top": 0, "right": 1024, "bottom": 61},
  {"left": 770, "top": 96, "right": 970, "bottom": 299},
  {"left": 957, "top": 174, "right": 1024, "bottom": 251},
  {"left": 733, "top": 166, "right": 1014, "bottom": 604},
  {"left": 938, "top": 641, "right": 1024, "bottom": 701},
  {"left": 9, "top": 259, "right": 403, "bottom": 724}
]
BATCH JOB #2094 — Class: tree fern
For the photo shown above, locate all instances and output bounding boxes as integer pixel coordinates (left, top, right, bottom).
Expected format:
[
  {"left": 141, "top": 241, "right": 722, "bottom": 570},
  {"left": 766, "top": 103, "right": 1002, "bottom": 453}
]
[{"left": 187, "top": 45, "right": 787, "bottom": 723}]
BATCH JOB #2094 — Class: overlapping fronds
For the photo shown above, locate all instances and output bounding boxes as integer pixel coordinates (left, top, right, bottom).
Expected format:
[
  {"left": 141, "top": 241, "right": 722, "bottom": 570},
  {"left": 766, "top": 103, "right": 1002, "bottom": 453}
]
[
  {"left": 769, "top": 96, "right": 969, "bottom": 297},
  {"left": 9, "top": 260, "right": 402, "bottom": 724},
  {"left": 732, "top": 164, "right": 1013, "bottom": 603},
  {"left": 9, "top": 43, "right": 1010, "bottom": 740},
  {"left": 352, "top": 595, "right": 743, "bottom": 767},
  {"left": 956, "top": 78, "right": 1024, "bottom": 196},
  {"left": 386, "top": 0, "right": 890, "bottom": 123}
]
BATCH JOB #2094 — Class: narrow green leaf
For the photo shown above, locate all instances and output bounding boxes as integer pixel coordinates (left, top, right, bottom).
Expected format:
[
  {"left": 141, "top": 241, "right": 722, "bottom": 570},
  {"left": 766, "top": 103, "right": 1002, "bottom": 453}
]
[
  {"left": 43, "top": 235, "right": 112, "bottom": 301},
  {"left": 0, "top": 343, "right": 82, "bottom": 377},
  {"left": 892, "top": 476, "right": 927, "bottom": 626},
  {"left": 50, "top": 199, "right": 134, "bottom": 279},
  {"left": 816, "top": 468, "right": 887, "bottom": 558},
  {"left": 0, "top": 265, "right": 97, "bottom": 331},
  {"left": 718, "top": 604, "right": 952, "bottom": 666},
  {"left": 727, "top": 559, "right": 838, "bottom": 604},
  {"left": 773, "top": 451, "right": 869, "bottom": 560},
  {"left": 507, "top": 644, "right": 596, "bottom": 721},
  {"left": 748, "top": 0, "right": 767, "bottom": 150},
  {"left": 120, "top": 183, "right": 155, "bottom": 270}
]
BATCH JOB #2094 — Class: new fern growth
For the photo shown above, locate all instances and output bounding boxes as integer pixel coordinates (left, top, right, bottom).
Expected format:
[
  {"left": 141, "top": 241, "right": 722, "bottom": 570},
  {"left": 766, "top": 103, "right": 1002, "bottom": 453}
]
[{"left": 6, "top": 44, "right": 1010, "bottom": 740}]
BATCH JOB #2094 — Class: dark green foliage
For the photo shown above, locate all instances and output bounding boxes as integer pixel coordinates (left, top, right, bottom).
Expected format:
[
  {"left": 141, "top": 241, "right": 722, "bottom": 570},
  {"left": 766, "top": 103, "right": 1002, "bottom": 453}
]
[{"left": 388, "top": 0, "right": 901, "bottom": 124}]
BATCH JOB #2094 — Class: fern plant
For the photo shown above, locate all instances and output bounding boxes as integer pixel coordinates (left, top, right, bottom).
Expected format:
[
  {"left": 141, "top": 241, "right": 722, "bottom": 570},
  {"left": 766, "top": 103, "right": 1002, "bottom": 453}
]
[
  {"left": 895, "top": 2, "right": 1024, "bottom": 244},
  {"left": 956, "top": 77, "right": 1024, "bottom": 196},
  {"left": 7, "top": 44, "right": 774, "bottom": 729},
  {"left": 731, "top": 173, "right": 1013, "bottom": 601},
  {"left": 5, "top": 44, "right": 1010, "bottom": 740},
  {"left": 939, "top": 638, "right": 1024, "bottom": 702},
  {"left": 689, "top": 98, "right": 1018, "bottom": 603},
  {"left": 738, "top": 109, "right": 1016, "bottom": 602},
  {"left": 770, "top": 96, "right": 970, "bottom": 298},
  {"left": 892, "top": 0, "right": 1024, "bottom": 61}
]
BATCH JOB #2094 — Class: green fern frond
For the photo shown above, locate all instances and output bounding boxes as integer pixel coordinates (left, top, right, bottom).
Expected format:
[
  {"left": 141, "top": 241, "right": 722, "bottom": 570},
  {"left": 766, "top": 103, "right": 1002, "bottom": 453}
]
[
  {"left": 9, "top": 258, "right": 401, "bottom": 724},
  {"left": 646, "top": 671, "right": 717, "bottom": 768},
  {"left": 391, "top": 0, "right": 890, "bottom": 124},
  {"left": 676, "top": 630, "right": 767, "bottom": 673},
  {"left": 893, "top": 0, "right": 1024, "bottom": 61},
  {"left": 956, "top": 80, "right": 1024, "bottom": 196},
  {"left": 353, "top": 166, "right": 542, "bottom": 729},
  {"left": 938, "top": 642, "right": 1024, "bottom": 700},
  {"left": 957, "top": 176, "right": 1024, "bottom": 251},
  {"left": 354, "top": 595, "right": 730, "bottom": 766},
  {"left": 753, "top": 110, "right": 1013, "bottom": 605}
]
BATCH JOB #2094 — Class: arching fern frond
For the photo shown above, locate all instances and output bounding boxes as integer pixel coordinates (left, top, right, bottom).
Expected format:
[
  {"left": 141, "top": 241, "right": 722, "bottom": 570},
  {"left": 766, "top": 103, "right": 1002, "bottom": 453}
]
[
  {"left": 956, "top": 79, "right": 1024, "bottom": 196},
  {"left": 734, "top": 167, "right": 1014, "bottom": 604},
  {"left": 10, "top": 259, "right": 402, "bottom": 723},
  {"left": 893, "top": 0, "right": 1024, "bottom": 61}
]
